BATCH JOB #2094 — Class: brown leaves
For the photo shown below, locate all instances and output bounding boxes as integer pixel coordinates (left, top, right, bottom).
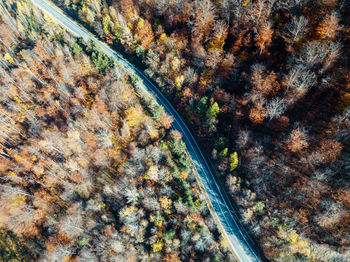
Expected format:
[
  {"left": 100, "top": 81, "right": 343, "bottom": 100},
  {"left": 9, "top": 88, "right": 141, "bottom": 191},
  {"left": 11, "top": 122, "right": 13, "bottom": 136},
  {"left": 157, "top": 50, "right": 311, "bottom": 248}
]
[
  {"left": 249, "top": 101, "right": 266, "bottom": 124},
  {"left": 317, "top": 12, "right": 341, "bottom": 40},
  {"left": 255, "top": 21, "right": 273, "bottom": 55},
  {"left": 251, "top": 64, "right": 280, "bottom": 98},
  {"left": 319, "top": 139, "right": 342, "bottom": 163},
  {"left": 159, "top": 113, "right": 173, "bottom": 129},
  {"left": 133, "top": 18, "right": 154, "bottom": 50},
  {"left": 285, "top": 128, "right": 309, "bottom": 153}
]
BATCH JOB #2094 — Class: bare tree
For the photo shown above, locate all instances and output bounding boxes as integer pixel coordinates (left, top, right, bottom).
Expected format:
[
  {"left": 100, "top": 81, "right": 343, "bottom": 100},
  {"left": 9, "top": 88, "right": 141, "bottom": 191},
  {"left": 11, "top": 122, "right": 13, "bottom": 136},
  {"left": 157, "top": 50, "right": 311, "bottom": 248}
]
[
  {"left": 317, "top": 11, "right": 341, "bottom": 40},
  {"left": 322, "top": 42, "right": 341, "bottom": 73},
  {"left": 283, "top": 66, "right": 316, "bottom": 104},
  {"left": 283, "top": 16, "right": 308, "bottom": 45},
  {"left": 123, "top": 187, "right": 139, "bottom": 204},
  {"left": 283, "top": 66, "right": 315, "bottom": 90},
  {"left": 236, "top": 130, "right": 250, "bottom": 149},
  {"left": 188, "top": 0, "right": 216, "bottom": 41},
  {"left": 295, "top": 41, "right": 329, "bottom": 69},
  {"left": 265, "top": 97, "right": 287, "bottom": 120},
  {"left": 60, "top": 214, "right": 84, "bottom": 238}
]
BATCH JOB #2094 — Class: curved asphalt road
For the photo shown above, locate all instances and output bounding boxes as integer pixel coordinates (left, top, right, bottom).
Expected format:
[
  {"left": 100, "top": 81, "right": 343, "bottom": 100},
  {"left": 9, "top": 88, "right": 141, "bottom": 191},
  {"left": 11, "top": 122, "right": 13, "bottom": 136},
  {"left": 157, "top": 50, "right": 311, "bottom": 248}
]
[{"left": 31, "top": 0, "right": 262, "bottom": 261}]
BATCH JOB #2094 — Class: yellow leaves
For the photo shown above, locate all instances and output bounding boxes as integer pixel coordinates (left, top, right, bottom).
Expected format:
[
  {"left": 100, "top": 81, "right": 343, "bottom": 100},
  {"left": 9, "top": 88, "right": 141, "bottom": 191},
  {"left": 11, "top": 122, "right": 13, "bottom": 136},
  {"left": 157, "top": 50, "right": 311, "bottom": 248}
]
[
  {"left": 11, "top": 194, "right": 26, "bottom": 206},
  {"left": 8, "top": 171, "right": 17, "bottom": 176},
  {"left": 124, "top": 107, "right": 143, "bottom": 127},
  {"left": 194, "top": 199, "right": 201, "bottom": 209},
  {"left": 336, "top": 91, "right": 350, "bottom": 110},
  {"left": 171, "top": 57, "right": 181, "bottom": 71},
  {"left": 175, "top": 75, "right": 185, "bottom": 90},
  {"left": 13, "top": 96, "right": 21, "bottom": 103},
  {"left": 4, "top": 53, "right": 15, "bottom": 65},
  {"left": 137, "top": 18, "right": 144, "bottom": 29},
  {"left": 121, "top": 205, "right": 137, "bottom": 216},
  {"left": 159, "top": 33, "right": 167, "bottom": 42},
  {"left": 242, "top": 0, "right": 250, "bottom": 6},
  {"left": 288, "top": 229, "right": 309, "bottom": 247},
  {"left": 317, "top": 27, "right": 328, "bottom": 40},
  {"left": 197, "top": 70, "right": 214, "bottom": 93},
  {"left": 152, "top": 239, "right": 163, "bottom": 253},
  {"left": 14, "top": 154, "right": 21, "bottom": 163},
  {"left": 16, "top": 1, "right": 24, "bottom": 11},
  {"left": 43, "top": 13, "right": 56, "bottom": 25},
  {"left": 229, "top": 152, "right": 239, "bottom": 171},
  {"left": 289, "top": 230, "right": 298, "bottom": 244},
  {"left": 199, "top": 69, "right": 214, "bottom": 85},
  {"left": 159, "top": 196, "right": 172, "bottom": 209}
]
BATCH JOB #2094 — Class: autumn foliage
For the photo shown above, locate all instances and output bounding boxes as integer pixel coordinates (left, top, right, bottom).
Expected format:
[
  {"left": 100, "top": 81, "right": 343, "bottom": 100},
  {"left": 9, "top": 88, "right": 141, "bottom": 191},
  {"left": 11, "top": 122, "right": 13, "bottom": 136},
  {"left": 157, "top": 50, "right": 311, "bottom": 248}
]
[
  {"left": 0, "top": 1, "right": 234, "bottom": 261},
  {"left": 4, "top": 0, "right": 350, "bottom": 260}
]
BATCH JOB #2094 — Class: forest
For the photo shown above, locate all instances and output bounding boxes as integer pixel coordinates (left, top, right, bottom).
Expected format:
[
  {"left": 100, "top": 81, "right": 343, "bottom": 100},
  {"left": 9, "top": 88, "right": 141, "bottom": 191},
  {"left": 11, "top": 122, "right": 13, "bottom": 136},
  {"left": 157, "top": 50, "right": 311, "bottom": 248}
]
[
  {"left": 49, "top": 0, "right": 350, "bottom": 261},
  {"left": 0, "top": 1, "right": 237, "bottom": 261}
]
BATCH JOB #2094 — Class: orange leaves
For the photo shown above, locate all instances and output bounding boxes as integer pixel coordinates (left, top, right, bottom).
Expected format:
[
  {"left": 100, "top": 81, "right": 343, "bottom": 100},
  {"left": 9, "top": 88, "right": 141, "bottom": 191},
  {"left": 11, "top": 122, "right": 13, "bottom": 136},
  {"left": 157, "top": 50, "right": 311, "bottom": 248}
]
[
  {"left": 124, "top": 106, "right": 144, "bottom": 127},
  {"left": 249, "top": 101, "right": 266, "bottom": 124},
  {"left": 159, "top": 113, "right": 173, "bottom": 129},
  {"left": 251, "top": 64, "right": 280, "bottom": 97},
  {"left": 316, "top": 12, "right": 341, "bottom": 40},
  {"left": 319, "top": 139, "right": 342, "bottom": 163},
  {"left": 133, "top": 18, "right": 154, "bottom": 50},
  {"left": 285, "top": 128, "right": 309, "bottom": 153},
  {"left": 336, "top": 90, "right": 350, "bottom": 110},
  {"left": 255, "top": 21, "right": 273, "bottom": 55}
]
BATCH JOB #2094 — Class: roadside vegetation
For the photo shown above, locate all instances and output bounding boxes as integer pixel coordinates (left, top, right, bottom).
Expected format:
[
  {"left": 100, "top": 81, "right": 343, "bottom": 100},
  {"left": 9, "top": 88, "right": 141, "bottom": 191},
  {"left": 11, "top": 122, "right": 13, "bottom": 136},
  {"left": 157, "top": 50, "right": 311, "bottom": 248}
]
[
  {"left": 51, "top": 0, "right": 350, "bottom": 260},
  {"left": 0, "top": 1, "right": 235, "bottom": 261}
]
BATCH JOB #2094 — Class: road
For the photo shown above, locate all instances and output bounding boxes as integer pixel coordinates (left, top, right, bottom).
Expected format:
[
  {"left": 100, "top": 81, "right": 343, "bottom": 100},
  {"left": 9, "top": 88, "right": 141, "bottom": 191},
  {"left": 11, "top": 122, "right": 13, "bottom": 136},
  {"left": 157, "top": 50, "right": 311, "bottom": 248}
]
[{"left": 31, "top": 0, "right": 263, "bottom": 261}]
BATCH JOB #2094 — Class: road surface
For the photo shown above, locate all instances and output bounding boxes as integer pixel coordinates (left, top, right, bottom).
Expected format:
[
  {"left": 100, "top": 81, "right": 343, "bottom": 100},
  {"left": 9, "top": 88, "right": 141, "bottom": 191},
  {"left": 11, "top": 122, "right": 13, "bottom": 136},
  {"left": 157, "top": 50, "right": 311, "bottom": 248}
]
[{"left": 31, "top": 0, "right": 263, "bottom": 261}]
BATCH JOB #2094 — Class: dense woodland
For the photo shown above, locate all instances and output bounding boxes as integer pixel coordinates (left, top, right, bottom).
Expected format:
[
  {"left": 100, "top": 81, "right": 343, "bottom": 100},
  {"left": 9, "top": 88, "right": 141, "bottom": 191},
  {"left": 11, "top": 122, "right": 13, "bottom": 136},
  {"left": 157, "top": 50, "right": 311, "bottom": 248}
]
[
  {"left": 50, "top": 0, "right": 350, "bottom": 261},
  {"left": 0, "top": 1, "right": 237, "bottom": 261}
]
